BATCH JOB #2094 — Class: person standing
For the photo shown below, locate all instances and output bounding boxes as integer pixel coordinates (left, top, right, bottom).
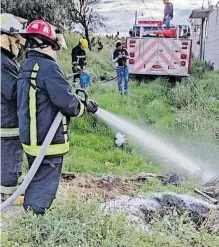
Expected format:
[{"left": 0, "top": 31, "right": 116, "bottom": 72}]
[
  {"left": 71, "top": 39, "right": 88, "bottom": 82},
  {"left": 112, "top": 40, "right": 130, "bottom": 95},
  {"left": 163, "top": 0, "right": 173, "bottom": 29},
  {"left": 18, "top": 20, "right": 98, "bottom": 215},
  {"left": 0, "top": 13, "right": 24, "bottom": 203}
]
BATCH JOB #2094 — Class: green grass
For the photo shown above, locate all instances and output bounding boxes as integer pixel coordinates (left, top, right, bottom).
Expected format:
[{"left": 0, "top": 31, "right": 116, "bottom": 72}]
[
  {"left": 139, "top": 177, "right": 203, "bottom": 194},
  {"left": 58, "top": 32, "right": 115, "bottom": 76},
  {"left": 2, "top": 197, "right": 219, "bottom": 247},
  {"left": 3, "top": 33, "right": 219, "bottom": 246},
  {"left": 56, "top": 32, "right": 219, "bottom": 178},
  {"left": 61, "top": 76, "right": 219, "bottom": 175}
]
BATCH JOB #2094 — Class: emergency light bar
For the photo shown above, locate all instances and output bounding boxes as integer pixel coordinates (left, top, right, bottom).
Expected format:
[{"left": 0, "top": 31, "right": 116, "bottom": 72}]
[{"left": 137, "top": 20, "right": 163, "bottom": 25}]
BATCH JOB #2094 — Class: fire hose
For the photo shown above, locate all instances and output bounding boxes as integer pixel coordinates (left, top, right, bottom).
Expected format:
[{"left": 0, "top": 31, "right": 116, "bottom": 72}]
[
  {"left": 66, "top": 71, "right": 116, "bottom": 85},
  {"left": 1, "top": 89, "right": 88, "bottom": 211}
]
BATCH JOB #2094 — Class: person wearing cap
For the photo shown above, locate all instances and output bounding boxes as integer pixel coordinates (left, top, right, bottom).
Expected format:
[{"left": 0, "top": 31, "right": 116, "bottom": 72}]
[
  {"left": 112, "top": 40, "right": 130, "bottom": 95},
  {"left": 17, "top": 20, "right": 98, "bottom": 214},
  {"left": 163, "top": 0, "right": 173, "bottom": 29},
  {"left": 71, "top": 39, "right": 88, "bottom": 82},
  {"left": 0, "top": 13, "right": 25, "bottom": 203}
]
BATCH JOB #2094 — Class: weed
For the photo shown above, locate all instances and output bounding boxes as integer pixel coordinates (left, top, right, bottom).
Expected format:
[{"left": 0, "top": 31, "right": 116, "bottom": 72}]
[{"left": 3, "top": 198, "right": 219, "bottom": 247}]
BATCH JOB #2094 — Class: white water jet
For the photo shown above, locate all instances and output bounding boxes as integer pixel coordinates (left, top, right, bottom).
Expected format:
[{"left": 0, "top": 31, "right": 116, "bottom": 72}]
[{"left": 96, "top": 108, "right": 217, "bottom": 180}]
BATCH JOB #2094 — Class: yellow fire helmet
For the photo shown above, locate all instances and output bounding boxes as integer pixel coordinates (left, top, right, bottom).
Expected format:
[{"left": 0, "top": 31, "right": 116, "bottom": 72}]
[{"left": 80, "top": 38, "right": 88, "bottom": 48}]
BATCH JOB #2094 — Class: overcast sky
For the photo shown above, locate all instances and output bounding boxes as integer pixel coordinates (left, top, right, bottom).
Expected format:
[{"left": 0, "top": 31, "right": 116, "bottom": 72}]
[{"left": 96, "top": 0, "right": 218, "bottom": 34}]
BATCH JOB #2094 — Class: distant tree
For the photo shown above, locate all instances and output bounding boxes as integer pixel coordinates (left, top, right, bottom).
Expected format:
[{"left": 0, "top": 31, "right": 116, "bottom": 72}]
[
  {"left": 1, "top": 0, "right": 66, "bottom": 28},
  {"left": 1, "top": 0, "right": 107, "bottom": 49},
  {"left": 64, "top": 0, "right": 107, "bottom": 50}
]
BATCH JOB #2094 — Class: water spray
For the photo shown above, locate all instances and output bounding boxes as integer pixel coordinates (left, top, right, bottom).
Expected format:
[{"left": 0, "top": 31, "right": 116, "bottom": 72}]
[
  {"left": 2, "top": 94, "right": 217, "bottom": 211},
  {"left": 96, "top": 108, "right": 217, "bottom": 181}
]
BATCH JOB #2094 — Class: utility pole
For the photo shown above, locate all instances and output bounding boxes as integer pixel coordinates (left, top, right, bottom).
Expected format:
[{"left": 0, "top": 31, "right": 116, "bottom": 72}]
[
  {"left": 135, "top": 10, "right": 137, "bottom": 24},
  {"left": 200, "top": 18, "right": 205, "bottom": 61}
]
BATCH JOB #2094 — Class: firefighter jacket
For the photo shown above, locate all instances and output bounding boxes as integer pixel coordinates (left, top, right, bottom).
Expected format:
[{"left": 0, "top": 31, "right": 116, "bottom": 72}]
[
  {"left": 112, "top": 48, "right": 130, "bottom": 67},
  {"left": 71, "top": 44, "right": 87, "bottom": 69},
  {"left": 17, "top": 50, "right": 85, "bottom": 157},
  {"left": 1, "top": 48, "right": 20, "bottom": 139}
]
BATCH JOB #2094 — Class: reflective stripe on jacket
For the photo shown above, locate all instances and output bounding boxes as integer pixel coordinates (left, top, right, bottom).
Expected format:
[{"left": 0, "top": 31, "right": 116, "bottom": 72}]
[
  {"left": 1, "top": 49, "right": 20, "bottom": 138},
  {"left": 17, "top": 50, "right": 85, "bottom": 157},
  {"left": 0, "top": 128, "right": 19, "bottom": 137}
]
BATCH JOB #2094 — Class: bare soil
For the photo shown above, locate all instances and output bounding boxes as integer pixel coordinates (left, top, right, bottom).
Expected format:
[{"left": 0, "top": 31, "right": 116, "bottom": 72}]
[{"left": 57, "top": 173, "right": 150, "bottom": 200}]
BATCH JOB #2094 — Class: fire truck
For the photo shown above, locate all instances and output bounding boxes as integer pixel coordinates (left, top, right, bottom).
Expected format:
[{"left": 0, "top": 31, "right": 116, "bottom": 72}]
[{"left": 125, "top": 19, "right": 192, "bottom": 77}]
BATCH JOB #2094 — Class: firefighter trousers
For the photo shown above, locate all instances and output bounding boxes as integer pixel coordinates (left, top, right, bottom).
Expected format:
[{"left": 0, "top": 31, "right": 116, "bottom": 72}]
[
  {"left": 23, "top": 155, "right": 63, "bottom": 215},
  {"left": 1, "top": 138, "right": 23, "bottom": 193},
  {"left": 72, "top": 65, "right": 82, "bottom": 82}
]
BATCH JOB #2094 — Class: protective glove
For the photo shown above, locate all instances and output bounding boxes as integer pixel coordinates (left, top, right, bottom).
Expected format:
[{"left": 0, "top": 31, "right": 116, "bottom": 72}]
[{"left": 86, "top": 100, "right": 99, "bottom": 113}]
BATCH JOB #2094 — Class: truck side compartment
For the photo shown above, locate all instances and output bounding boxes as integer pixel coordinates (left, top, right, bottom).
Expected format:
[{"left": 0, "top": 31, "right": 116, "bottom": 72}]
[{"left": 126, "top": 37, "right": 192, "bottom": 77}]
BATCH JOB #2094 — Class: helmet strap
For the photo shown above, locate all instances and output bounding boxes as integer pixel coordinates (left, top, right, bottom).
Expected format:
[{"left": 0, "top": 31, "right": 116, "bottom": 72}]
[
  {"left": 27, "top": 37, "right": 50, "bottom": 50},
  {"left": 8, "top": 36, "right": 13, "bottom": 54}
]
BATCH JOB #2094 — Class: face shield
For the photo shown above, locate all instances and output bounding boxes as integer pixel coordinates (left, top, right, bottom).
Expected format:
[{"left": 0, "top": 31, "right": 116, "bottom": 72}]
[
  {"left": 0, "top": 33, "right": 25, "bottom": 57},
  {"left": 53, "top": 33, "right": 68, "bottom": 61},
  {"left": 56, "top": 34, "right": 67, "bottom": 49},
  {"left": 31, "top": 34, "right": 67, "bottom": 61}
]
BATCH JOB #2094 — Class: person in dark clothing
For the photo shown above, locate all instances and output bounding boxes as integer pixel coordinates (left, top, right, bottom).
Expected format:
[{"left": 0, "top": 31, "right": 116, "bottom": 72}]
[
  {"left": 97, "top": 41, "right": 103, "bottom": 52},
  {"left": 112, "top": 40, "right": 130, "bottom": 95},
  {"left": 18, "top": 20, "right": 98, "bottom": 215},
  {"left": 129, "top": 29, "right": 134, "bottom": 37},
  {"left": 71, "top": 39, "right": 88, "bottom": 82},
  {"left": 0, "top": 13, "right": 25, "bottom": 204},
  {"left": 163, "top": 0, "right": 173, "bottom": 29}
]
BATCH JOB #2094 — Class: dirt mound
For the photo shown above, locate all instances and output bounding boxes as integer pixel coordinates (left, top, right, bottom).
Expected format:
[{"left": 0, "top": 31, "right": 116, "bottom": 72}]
[{"left": 58, "top": 173, "right": 154, "bottom": 200}]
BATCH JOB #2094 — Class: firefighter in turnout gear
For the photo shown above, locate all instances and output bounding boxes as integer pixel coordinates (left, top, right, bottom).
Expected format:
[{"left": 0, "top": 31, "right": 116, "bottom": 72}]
[
  {"left": 18, "top": 20, "right": 98, "bottom": 215},
  {"left": 0, "top": 13, "right": 25, "bottom": 204},
  {"left": 112, "top": 40, "right": 130, "bottom": 95},
  {"left": 71, "top": 39, "right": 88, "bottom": 82}
]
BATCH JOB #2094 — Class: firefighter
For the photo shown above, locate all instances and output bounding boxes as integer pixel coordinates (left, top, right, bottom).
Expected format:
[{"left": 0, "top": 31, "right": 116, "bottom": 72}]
[
  {"left": 112, "top": 40, "right": 130, "bottom": 95},
  {"left": 18, "top": 20, "right": 98, "bottom": 215},
  {"left": 1, "top": 13, "right": 25, "bottom": 203},
  {"left": 163, "top": 0, "right": 173, "bottom": 29},
  {"left": 71, "top": 39, "right": 88, "bottom": 82},
  {"left": 97, "top": 40, "right": 103, "bottom": 52}
]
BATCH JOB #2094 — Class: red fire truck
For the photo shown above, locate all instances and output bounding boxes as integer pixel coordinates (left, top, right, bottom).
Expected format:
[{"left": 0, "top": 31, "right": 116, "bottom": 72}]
[{"left": 126, "top": 19, "right": 192, "bottom": 77}]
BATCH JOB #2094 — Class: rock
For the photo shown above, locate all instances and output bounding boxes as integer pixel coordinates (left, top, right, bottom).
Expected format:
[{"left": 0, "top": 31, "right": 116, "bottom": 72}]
[
  {"left": 210, "top": 97, "right": 217, "bottom": 102},
  {"left": 204, "top": 184, "right": 219, "bottom": 198},
  {"left": 99, "top": 192, "right": 219, "bottom": 232},
  {"left": 153, "top": 192, "right": 217, "bottom": 215},
  {"left": 100, "top": 195, "right": 161, "bottom": 232},
  {"left": 100, "top": 175, "right": 118, "bottom": 182},
  {"left": 205, "top": 176, "right": 219, "bottom": 187},
  {"left": 137, "top": 172, "right": 157, "bottom": 182},
  {"left": 158, "top": 173, "right": 181, "bottom": 186}
]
